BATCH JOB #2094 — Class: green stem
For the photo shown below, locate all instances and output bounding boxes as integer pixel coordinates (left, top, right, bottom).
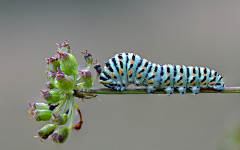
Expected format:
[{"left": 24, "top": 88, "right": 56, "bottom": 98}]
[
  {"left": 68, "top": 95, "right": 73, "bottom": 118},
  {"left": 74, "top": 101, "right": 82, "bottom": 122},
  {"left": 74, "top": 86, "right": 240, "bottom": 96},
  {"left": 61, "top": 98, "right": 69, "bottom": 115},
  {"left": 68, "top": 94, "right": 75, "bottom": 130},
  {"left": 54, "top": 99, "right": 66, "bottom": 114}
]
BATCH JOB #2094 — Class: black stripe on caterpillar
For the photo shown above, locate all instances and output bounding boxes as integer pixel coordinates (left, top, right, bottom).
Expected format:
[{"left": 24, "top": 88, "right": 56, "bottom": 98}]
[{"left": 99, "top": 53, "right": 224, "bottom": 95}]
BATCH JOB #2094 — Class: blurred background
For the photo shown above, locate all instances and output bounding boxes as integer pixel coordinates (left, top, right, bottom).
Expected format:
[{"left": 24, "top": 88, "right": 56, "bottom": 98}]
[{"left": 0, "top": 0, "right": 240, "bottom": 149}]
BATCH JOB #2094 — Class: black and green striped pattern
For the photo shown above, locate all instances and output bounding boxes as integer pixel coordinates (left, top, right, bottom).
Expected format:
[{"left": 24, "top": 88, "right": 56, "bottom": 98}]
[{"left": 99, "top": 53, "right": 224, "bottom": 95}]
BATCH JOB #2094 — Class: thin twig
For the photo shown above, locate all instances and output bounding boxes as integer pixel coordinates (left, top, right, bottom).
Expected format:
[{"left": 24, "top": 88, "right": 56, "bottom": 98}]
[{"left": 73, "top": 86, "right": 240, "bottom": 97}]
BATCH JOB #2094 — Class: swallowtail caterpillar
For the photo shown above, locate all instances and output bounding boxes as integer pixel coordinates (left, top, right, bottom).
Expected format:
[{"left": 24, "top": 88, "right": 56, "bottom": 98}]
[{"left": 99, "top": 53, "right": 224, "bottom": 95}]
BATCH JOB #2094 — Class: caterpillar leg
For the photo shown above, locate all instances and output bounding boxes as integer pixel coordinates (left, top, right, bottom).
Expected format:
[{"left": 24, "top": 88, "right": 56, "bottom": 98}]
[
  {"left": 117, "top": 84, "right": 127, "bottom": 91},
  {"left": 111, "top": 81, "right": 127, "bottom": 91},
  {"left": 190, "top": 86, "right": 200, "bottom": 95},
  {"left": 164, "top": 87, "right": 174, "bottom": 95},
  {"left": 114, "top": 84, "right": 121, "bottom": 91},
  {"left": 213, "top": 83, "right": 224, "bottom": 92},
  {"left": 146, "top": 87, "right": 156, "bottom": 94},
  {"left": 213, "top": 79, "right": 224, "bottom": 92},
  {"left": 177, "top": 87, "right": 186, "bottom": 95}
]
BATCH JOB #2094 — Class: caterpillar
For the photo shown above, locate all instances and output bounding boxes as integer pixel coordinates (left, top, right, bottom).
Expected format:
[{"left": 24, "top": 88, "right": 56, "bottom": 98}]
[{"left": 99, "top": 53, "right": 224, "bottom": 95}]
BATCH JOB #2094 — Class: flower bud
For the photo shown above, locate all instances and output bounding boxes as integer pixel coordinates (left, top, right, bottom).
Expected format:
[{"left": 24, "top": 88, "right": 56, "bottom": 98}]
[
  {"left": 81, "top": 50, "right": 93, "bottom": 66},
  {"left": 56, "top": 51, "right": 78, "bottom": 76},
  {"left": 46, "top": 81, "right": 53, "bottom": 89},
  {"left": 54, "top": 68, "right": 76, "bottom": 93},
  {"left": 56, "top": 40, "right": 72, "bottom": 54},
  {"left": 51, "top": 126, "right": 69, "bottom": 144},
  {"left": 32, "top": 109, "right": 52, "bottom": 122},
  {"left": 45, "top": 57, "right": 60, "bottom": 72},
  {"left": 28, "top": 102, "right": 49, "bottom": 114},
  {"left": 37, "top": 124, "right": 57, "bottom": 139},
  {"left": 46, "top": 70, "right": 57, "bottom": 89},
  {"left": 40, "top": 89, "right": 63, "bottom": 104},
  {"left": 52, "top": 114, "right": 68, "bottom": 125},
  {"left": 93, "top": 60, "right": 102, "bottom": 77},
  {"left": 78, "top": 70, "right": 94, "bottom": 88}
]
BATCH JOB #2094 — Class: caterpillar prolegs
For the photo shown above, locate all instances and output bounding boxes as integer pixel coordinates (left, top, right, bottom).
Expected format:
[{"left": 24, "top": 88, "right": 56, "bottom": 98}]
[{"left": 99, "top": 53, "right": 224, "bottom": 95}]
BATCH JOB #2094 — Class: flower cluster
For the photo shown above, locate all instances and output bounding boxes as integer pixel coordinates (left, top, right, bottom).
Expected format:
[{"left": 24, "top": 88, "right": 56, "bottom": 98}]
[{"left": 28, "top": 41, "right": 101, "bottom": 144}]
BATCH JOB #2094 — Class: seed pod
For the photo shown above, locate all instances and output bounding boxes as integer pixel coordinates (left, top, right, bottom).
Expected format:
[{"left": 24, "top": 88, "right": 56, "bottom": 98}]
[
  {"left": 32, "top": 109, "right": 52, "bottom": 122},
  {"left": 81, "top": 50, "right": 93, "bottom": 67},
  {"left": 56, "top": 40, "right": 72, "bottom": 54},
  {"left": 28, "top": 102, "right": 49, "bottom": 114},
  {"left": 45, "top": 57, "right": 60, "bottom": 72},
  {"left": 40, "top": 89, "right": 63, "bottom": 104},
  {"left": 54, "top": 68, "right": 76, "bottom": 93},
  {"left": 46, "top": 81, "right": 53, "bottom": 89},
  {"left": 56, "top": 51, "right": 78, "bottom": 77},
  {"left": 52, "top": 114, "right": 68, "bottom": 125},
  {"left": 93, "top": 60, "right": 102, "bottom": 77},
  {"left": 78, "top": 70, "right": 94, "bottom": 88},
  {"left": 37, "top": 124, "right": 57, "bottom": 139},
  {"left": 51, "top": 126, "right": 69, "bottom": 144},
  {"left": 46, "top": 70, "right": 57, "bottom": 89}
]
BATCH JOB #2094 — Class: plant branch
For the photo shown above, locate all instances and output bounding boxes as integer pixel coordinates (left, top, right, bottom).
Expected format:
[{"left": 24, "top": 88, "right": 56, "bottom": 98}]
[{"left": 73, "top": 86, "right": 240, "bottom": 97}]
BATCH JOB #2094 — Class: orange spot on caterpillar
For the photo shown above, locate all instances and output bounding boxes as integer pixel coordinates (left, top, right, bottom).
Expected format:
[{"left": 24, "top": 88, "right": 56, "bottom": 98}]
[
  {"left": 142, "top": 66, "right": 146, "bottom": 70},
  {"left": 106, "top": 81, "right": 110, "bottom": 84},
  {"left": 192, "top": 73, "right": 196, "bottom": 77},
  {"left": 191, "top": 82, "right": 195, "bottom": 86},
  {"left": 202, "top": 81, "right": 206, "bottom": 85},
  {"left": 118, "top": 59, "right": 122, "bottom": 62},
  {"left": 148, "top": 80, "right": 153, "bottom": 84},
  {"left": 145, "top": 60, "right": 148, "bottom": 63},
  {"left": 107, "top": 66, "right": 110, "bottom": 69},
  {"left": 210, "top": 82, "right": 214, "bottom": 85},
  {"left": 153, "top": 71, "right": 156, "bottom": 75},
  {"left": 179, "top": 66, "right": 183, "bottom": 69},
  {"left": 191, "top": 67, "right": 194, "bottom": 70},
  {"left": 129, "top": 70, "right": 132, "bottom": 75},
  {"left": 167, "top": 73, "right": 170, "bottom": 76},
  {"left": 165, "top": 65, "right": 169, "bottom": 68},
  {"left": 99, "top": 81, "right": 104, "bottom": 83},
  {"left": 203, "top": 74, "right": 206, "bottom": 76},
  {"left": 177, "top": 82, "right": 182, "bottom": 85},
  {"left": 213, "top": 75, "right": 216, "bottom": 78},
  {"left": 179, "top": 73, "right": 183, "bottom": 76},
  {"left": 165, "top": 82, "right": 170, "bottom": 86},
  {"left": 138, "top": 74, "right": 142, "bottom": 78},
  {"left": 111, "top": 73, "right": 115, "bottom": 77},
  {"left": 119, "top": 69, "right": 123, "bottom": 75},
  {"left": 131, "top": 60, "right": 134, "bottom": 63}
]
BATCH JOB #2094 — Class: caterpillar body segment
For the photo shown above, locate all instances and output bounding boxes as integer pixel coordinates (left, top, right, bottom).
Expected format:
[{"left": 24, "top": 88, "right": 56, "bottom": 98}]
[{"left": 99, "top": 53, "right": 224, "bottom": 95}]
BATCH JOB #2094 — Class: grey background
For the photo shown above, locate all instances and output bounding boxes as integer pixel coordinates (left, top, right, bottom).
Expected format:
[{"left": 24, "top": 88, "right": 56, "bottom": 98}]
[{"left": 1, "top": 0, "right": 240, "bottom": 149}]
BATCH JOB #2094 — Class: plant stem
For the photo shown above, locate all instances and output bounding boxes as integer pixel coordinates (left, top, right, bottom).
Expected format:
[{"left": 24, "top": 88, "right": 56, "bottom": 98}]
[
  {"left": 68, "top": 95, "right": 75, "bottom": 130},
  {"left": 68, "top": 95, "right": 73, "bottom": 118},
  {"left": 54, "top": 99, "right": 65, "bottom": 114},
  {"left": 74, "top": 87, "right": 240, "bottom": 96},
  {"left": 61, "top": 98, "right": 69, "bottom": 115}
]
